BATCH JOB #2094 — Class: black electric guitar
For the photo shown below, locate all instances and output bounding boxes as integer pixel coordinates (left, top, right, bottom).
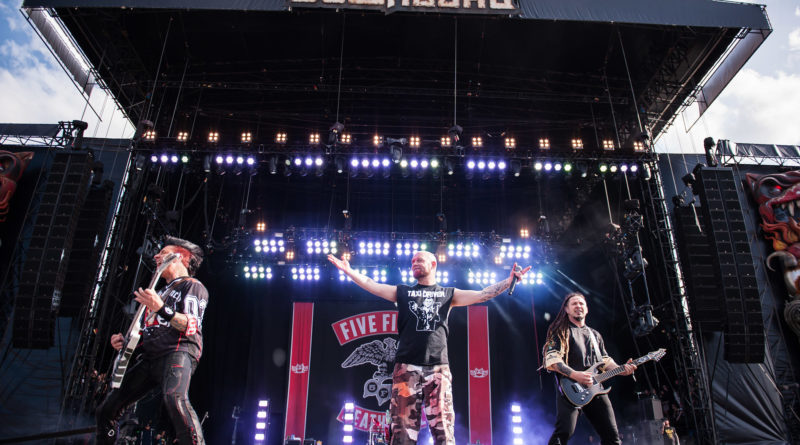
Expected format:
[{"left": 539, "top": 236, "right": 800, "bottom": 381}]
[
  {"left": 559, "top": 348, "right": 666, "bottom": 407},
  {"left": 110, "top": 253, "right": 181, "bottom": 389}
]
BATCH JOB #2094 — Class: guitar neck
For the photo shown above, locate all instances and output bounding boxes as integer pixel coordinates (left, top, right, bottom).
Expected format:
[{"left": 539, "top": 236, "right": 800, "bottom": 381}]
[
  {"left": 595, "top": 356, "right": 650, "bottom": 384},
  {"left": 125, "top": 265, "right": 168, "bottom": 337}
]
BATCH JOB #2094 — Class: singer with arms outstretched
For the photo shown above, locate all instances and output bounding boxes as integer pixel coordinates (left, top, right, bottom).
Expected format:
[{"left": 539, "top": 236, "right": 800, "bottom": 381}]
[{"left": 328, "top": 251, "right": 530, "bottom": 445}]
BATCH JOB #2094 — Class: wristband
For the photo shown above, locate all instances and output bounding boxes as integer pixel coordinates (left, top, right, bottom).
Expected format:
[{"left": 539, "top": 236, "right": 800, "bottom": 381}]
[{"left": 157, "top": 305, "right": 175, "bottom": 321}]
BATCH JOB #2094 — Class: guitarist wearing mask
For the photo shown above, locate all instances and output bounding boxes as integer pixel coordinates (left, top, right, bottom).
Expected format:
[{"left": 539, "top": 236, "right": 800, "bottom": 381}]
[
  {"left": 96, "top": 236, "right": 208, "bottom": 445},
  {"left": 542, "top": 292, "right": 636, "bottom": 445}
]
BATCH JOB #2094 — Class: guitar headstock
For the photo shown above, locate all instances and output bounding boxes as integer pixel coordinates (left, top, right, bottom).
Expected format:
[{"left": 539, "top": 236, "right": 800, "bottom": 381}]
[
  {"left": 646, "top": 348, "right": 667, "bottom": 362},
  {"left": 156, "top": 252, "right": 181, "bottom": 274}
]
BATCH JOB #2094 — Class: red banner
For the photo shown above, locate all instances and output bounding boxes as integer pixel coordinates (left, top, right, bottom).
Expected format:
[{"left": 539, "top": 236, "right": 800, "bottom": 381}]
[
  {"left": 331, "top": 311, "right": 398, "bottom": 345},
  {"left": 468, "top": 305, "right": 492, "bottom": 445},
  {"left": 284, "top": 302, "right": 314, "bottom": 441}
]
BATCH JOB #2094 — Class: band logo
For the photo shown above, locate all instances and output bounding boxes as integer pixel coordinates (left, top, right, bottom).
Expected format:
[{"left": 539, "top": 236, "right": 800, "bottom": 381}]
[
  {"left": 336, "top": 405, "right": 390, "bottom": 432},
  {"left": 470, "top": 368, "right": 489, "bottom": 378},
  {"left": 290, "top": 0, "right": 517, "bottom": 14},
  {"left": 332, "top": 311, "right": 397, "bottom": 345},
  {"left": 291, "top": 363, "right": 309, "bottom": 374}
]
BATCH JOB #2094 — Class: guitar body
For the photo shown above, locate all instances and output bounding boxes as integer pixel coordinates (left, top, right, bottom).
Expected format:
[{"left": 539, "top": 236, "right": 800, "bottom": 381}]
[{"left": 559, "top": 362, "right": 611, "bottom": 407}]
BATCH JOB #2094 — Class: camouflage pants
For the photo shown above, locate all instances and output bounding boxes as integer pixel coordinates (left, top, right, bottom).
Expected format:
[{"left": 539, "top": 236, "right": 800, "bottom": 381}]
[{"left": 390, "top": 363, "right": 455, "bottom": 445}]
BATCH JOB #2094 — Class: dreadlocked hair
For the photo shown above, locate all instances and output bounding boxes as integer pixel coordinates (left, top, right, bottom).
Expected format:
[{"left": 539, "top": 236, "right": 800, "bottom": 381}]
[{"left": 544, "top": 292, "right": 586, "bottom": 361}]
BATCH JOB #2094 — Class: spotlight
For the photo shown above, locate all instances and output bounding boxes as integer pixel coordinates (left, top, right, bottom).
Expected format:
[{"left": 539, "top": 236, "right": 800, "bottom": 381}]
[
  {"left": 410, "top": 136, "right": 421, "bottom": 148},
  {"left": 143, "top": 129, "right": 156, "bottom": 141},
  {"left": 309, "top": 133, "right": 320, "bottom": 144},
  {"left": 441, "top": 136, "right": 452, "bottom": 147},
  {"left": 599, "top": 163, "right": 609, "bottom": 173},
  {"left": 633, "top": 140, "right": 645, "bottom": 151},
  {"left": 520, "top": 228, "right": 529, "bottom": 238},
  {"left": 609, "top": 164, "right": 618, "bottom": 173},
  {"left": 544, "top": 162, "right": 552, "bottom": 171},
  {"left": 177, "top": 131, "right": 188, "bottom": 142},
  {"left": 208, "top": 131, "right": 219, "bottom": 143},
  {"left": 181, "top": 154, "right": 190, "bottom": 163},
  {"left": 241, "top": 132, "right": 252, "bottom": 143},
  {"left": 534, "top": 161, "right": 543, "bottom": 171},
  {"left": 487, "top": 161, "right": 496, "bottom": 170},
  {"left": 161, "top": 154, "right": 169, "bottom": 163},
  {"left": 373, "top": 134, "right": 382, "bottom": 146},
  {"left": 472, "top": 136, "right": 483, "bottom": 148},
  {"left": 151, "top": 154, "right": 159, "bottom": 163},
  {"left": 477, "top": 160, "right": 485, "bottom": 170},
  {"left": 275, "top": 132, "right": 287, "bottom": 144},
  {"left": 563, "top": 163, "right": 573, "bottom": 173},
  {"left": 539, "top": 138, "right": 550, "bottom": 150},
  {"left": 467, "top": 160, "right": 476, "bottom": 169},
  {"left": 571, "top": 138, "right": 583, "bottom": 149},
  {"left": 340, "top": 133, "right": 352, "bottom": 144},
  {"left": 497, "top": 160, "right": 506, "bottom": 170},
  {"left": 554, "top": 162, "right": 562, "bottom": 171},
  {"left": 504, "top": 137, "right": 516, "bottom": 149},
  {"left": 602, "top": 139, "right": 614, "bottom": 150},
  {"left": 215, "top": 155, "right": 224, "bottom": 164},
  {"left": 410, "top": 159, "right": 419, "bottom": 169}
]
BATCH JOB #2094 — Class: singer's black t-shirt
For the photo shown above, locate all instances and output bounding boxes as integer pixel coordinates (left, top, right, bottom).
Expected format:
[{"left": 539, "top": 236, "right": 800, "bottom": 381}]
[
  {"left": 140, "top": 277, "right": 209, "bottom": 361},
  {"left": 395, "top": 283, "right": 454, "bottom": 366}
]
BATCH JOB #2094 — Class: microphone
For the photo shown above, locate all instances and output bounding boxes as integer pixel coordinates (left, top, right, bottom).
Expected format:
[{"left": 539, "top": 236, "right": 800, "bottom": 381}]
[{"left": 508, "top": 265, "right": 522, "bottom": 296}]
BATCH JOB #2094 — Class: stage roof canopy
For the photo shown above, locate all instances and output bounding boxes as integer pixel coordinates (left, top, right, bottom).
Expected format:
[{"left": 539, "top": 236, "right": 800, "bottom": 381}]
[{"left": 21, "top": 0, "right": 771, "bottom": 150}]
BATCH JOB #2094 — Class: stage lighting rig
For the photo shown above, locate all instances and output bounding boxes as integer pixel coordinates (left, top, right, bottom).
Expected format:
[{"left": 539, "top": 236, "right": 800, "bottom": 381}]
[
  {"left": 328, "top": 122, "right": 344, "bottom": 145},
  {"left": 631, "top": 304, "right": 659, "bottom": 337}
]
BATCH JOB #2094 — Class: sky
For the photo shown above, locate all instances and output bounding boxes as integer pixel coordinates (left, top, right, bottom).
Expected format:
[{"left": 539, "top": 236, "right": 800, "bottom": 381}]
[{"left": 0, "top": 1, "right": 798, "bottom": 149}]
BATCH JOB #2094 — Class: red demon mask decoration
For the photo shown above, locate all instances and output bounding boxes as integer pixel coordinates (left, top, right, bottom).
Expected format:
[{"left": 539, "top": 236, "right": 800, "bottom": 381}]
[{"left": 0, "top": 151, "right": 34, "bottom": 223}]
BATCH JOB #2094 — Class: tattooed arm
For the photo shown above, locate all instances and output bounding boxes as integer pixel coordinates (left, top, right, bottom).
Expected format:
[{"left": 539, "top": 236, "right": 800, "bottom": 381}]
[
  {"left": 451, "top": 262, "right": 531, "bottom": 307},
  {"left": 328, "top": 254, "right": 398, "bottom": 302}
]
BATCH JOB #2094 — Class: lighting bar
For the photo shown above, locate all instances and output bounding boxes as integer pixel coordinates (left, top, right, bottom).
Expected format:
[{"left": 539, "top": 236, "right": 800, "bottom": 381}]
[
  {"left": 341, "top": 133, "right": 352, "bottom": 144},
  {"left": 571, "top": 138, "right": 583, "bottom": 149},
  {"left": 539, "top": 138, "right": 550, "bottom": 150},
  {"left": 520, "top": 229, "right": 529, "bottom": 238},
  {"left": 441, "top": 136, "right": 452, "bottom": 147},
  {"left": 395, "top": 241, "right": 428, "bottom": 257},
  {"left": 358, "top": 241, "right": 390, "bottom": 256},
  {"left": 256, "top": 222, "right": 266, "bottom": 232},
  {"left": 602, "top": 139, "right": 614, "bottom": 151},
  {"left": 400, "top": 269, "right": 415, "bottom": 284},
  {"left": 472, "top": 136, "right": 483, "bottom": 147},
  {"left": 340, "top": 268, "right": 368, "bottom": 282},
  {"left": 410, "top": 136, "right": 420, "bottom": 148},
  {"left": 176, "top": 131, "right": 188, "bottom": 142},
  {"left": 276, "top": 132, "right": 287, "bottom": 144},
  {"left": 306, "top": 239, "right": 338, "bottom": 255},
  {"left": 373, "top": 134, "right": 382, "bottom": 146},
  {"left": 254, "top": 398, "right": 270, "bottom": 442},
  {"left": 504, "top": 137, "right": 516, "bottom": 149},
  {"left": 499, "top": 244, "right": 531, "bottom": 260},
  {"left": 143, "top": 129, "right": 156, "bottom": 141},
  {"left": 468, "top": 270, "right": 497, "bottom": 285},
  {"left": 242, "top": 132, "right": 252, "bottom": 143},
  {"left": 254, "top": 238, "right": 286, "bottom": 254},
  {"left": 447, "top": 243, "right": 481, "bottom": 258},
  {"left": 343, "top": 401, "right": 355, "bottom": 444},
  {"left": 435, "top": 270, "right": 449, "bottom": 284},
  {"left": 291, "top": 266, "right": 321, "bottom": 281},
  {"left": 151, "top": 153, "right": 184, "bottom": 164},
  {"left": 633, "top": 140, "right": 645, "bottom": 152},
  {"left": 243, "top": 265, "right": 273, "bottom": 280},
  {"left": 208, "top": 131, "right": 219, "bottom": 143},
  {"left": 308, "top": 133, "right": 319, "bottom": 144}
]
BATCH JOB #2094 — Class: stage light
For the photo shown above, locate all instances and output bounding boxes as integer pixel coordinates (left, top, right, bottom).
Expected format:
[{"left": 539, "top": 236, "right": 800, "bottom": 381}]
[
  {"left": 472, "top": 136, "right": 483, "bottom": 148},
  {"left": 563, "top": 163, "right": 573, "bottom": 172},
  {"left": 382, "top": 158, "right": 391, "bottom": 167},
  {"left": 177, "top": 131, "right": 188, "bottom": 142},
  {"left": 372, "top": 269, "right": 388, "bottom": 283},
  {"left": 513, "top": 427, "right": 522, "bottom": 435},
  {"left": 256, "top": 222, "right": 266, "bottom": 232},
  {"left": 374, "top": 134, "right": 382, "bottom": 146},
  {"left": 487, "top": 161, "right": 496, "bottom": 170},
  {"left": 149, "top": 154, "right": 158, "bottom": 163},
  {"left": 539, "top": 138, "right": 550, "bottom": 150},
  {"left": 571, "top": 138, "right": 583, "bottom": 149},
  {"left": 410, "top": 159, "right": 419, "bottom": 169},
  {"left": 477, "top": 160, "right": 486, "bottom": 170},
  {"left": 534, "top": 161, "right": 543, "bottom": 171},
  {"left": 341, "top": 133, "right": 352, "bottom": 144},
  {"left": 497, "top": 161, "right": 506, "bottom": 170},
  {"left": 468, "top": 270, "right": 497, "bottom": 285},
  {"left": 400, "top": 159, "right": 409, "bottom": 169},
  {"left": 361, "top": 158, "right": 370, "bottom": 168},
  {"left": 510, "top": 160, "right": 522, "bottom": 177},
  {"left": 257, "top": 411, "right": 267, "bottom": 419},
  {"left": 255, "top": 433, "right": 265, "bottom": 441},
  {"left": 309, "top": 133, "right": 320, "bottom": 144},
  {"left": 372, "top": 159, "right": 380, "bottom": 168},
  {"left": 513, "top": 438, "right": 523, "bottom": 445},
  {"left": 286, "top": 250, "right": 295, "bottom": 261},
  {"left": 512, "top": 415, "right": 521, "bottom": 423},
  {"left": 500, "top": 244, "right": 530, "bottom": 260},
  {"left": 400, "top": 269, "right": 415, "bottom": 284},
  {"left": 620, "top": 164, "right": 629, "bottom": 172},
  {"left": 293, "top": 157, "right": 303, "bottom": 167},
  {"left": 520, "top": 228, "right": 529, "bottom": 238},
  {"left": 344, "top": 413, "right": 354, "bottom": 421},
  {"left": 160, "top": 154, "right": 169, "bottom": 163},
  {"left": 630, "top": 164, "right": 639, "bottom": 173},
  {"left": 467, "top": 160, "right": 476, "bottom": 169},
  {"left": 256, "top": 422, "right": 266, "bottom": 429},
  {"left": 598, "top": 163, "right": 609, "bottom": 173},
  {"left": 224, "top": 155, "right": 233, "bottom": 165},
  {"left": 343, "top": 436, "right": 353, "bottom": 443},
  {"left": 237, "top": 156, "right": 245, "bottom": 165},
  {"left": 602, "top": 139, "right": 614, "bottom": 150},
  {"left": 420, "top": 159, "right": 429, "bottom": 169},
  {"left": 511, "top": 404, "right": 521, "bottom": 413},
  {"left": 276, "top": 132, "right": 287, "bottom": 144},
  {"left": 241, "top": 132, "right": 252, "bottom": 143},
  {"left": 544, "top": 162, "right": 552, "bottom": 171},
  {"left": 208, "top": 131, "right": 219, "bottom": 143},
  {"left": 143, "top": 129, "right": 156, "bottom": 141},
  {"left": 181, "top": 154, "right": 190, "bottom": 163},
  {"left": 441, "top": 136, "right": 452, "bottom": 147},
  {"left": 343, "top": 424, "right": 353, "bottom": 432},
  {"left": 504, "top": 137, "right": 516, "bottom": 149},
  {"left": 410, "top": 136, "right": 420, "bottom": 148},
  {"left": 610, "top": 164, "right": 618, "bottom": 173},
  {"left": 435, "top": 270, "right": 449, "bottom": 284},
  {"left": 634, "top": 140, "right": 645, "bottom": 152}
]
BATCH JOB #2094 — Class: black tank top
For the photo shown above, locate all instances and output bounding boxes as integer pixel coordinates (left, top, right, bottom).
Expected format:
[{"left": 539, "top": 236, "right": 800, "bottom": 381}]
[{"left": 395, "top": 283, "right": 454, "bottom": 365}]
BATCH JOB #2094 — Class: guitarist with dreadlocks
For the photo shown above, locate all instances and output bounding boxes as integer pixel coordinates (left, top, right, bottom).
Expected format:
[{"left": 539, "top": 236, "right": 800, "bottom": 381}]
[{"left": 542, "top": 292, "right": 636, "bottom": 445}]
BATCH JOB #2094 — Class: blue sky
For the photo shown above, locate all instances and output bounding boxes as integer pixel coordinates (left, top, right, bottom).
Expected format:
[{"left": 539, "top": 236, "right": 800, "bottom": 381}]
[{"left": 0, "top": 1, "right": 798, "bottom": 148}]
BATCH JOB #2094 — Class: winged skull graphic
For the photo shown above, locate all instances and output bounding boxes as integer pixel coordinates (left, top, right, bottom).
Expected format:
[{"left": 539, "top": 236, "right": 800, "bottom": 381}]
[{"left": 342, "top": 338, "right": 397, "bottom": 406}]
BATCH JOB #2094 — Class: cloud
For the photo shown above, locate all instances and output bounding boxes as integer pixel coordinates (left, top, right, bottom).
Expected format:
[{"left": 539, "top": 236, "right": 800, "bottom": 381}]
[
  {"left": 664, "top": 69, "right": 800, "bottom": 148},
  {"left": 0, "top": 9, "right": 132, "bottom": 138},
  {"left": 796, "top": 5, "right": 800, "bottom": 17},
  {"left": 790, "top": 28, "right": 800, "bottom": 52}
]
